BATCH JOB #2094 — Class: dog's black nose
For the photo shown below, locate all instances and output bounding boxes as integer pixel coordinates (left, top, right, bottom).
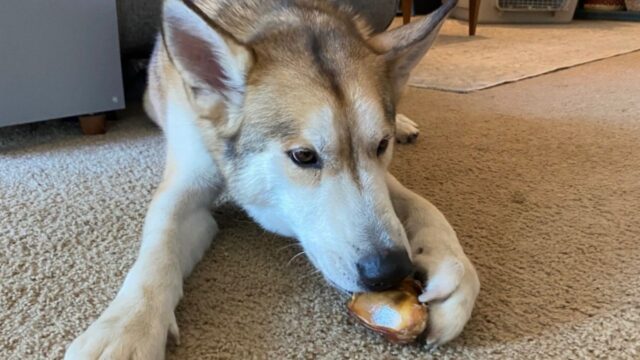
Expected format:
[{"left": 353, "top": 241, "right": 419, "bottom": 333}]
[{"left": 356, "top": 249, "right": 412, "bottom": 291}]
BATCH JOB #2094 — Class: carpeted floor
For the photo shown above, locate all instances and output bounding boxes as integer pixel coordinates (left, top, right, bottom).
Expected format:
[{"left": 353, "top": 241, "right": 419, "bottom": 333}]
[
  {"left": 402, "top": 19, "right": 640, "bottom": 92},
  {"left": 2, "top": 52, "right": 639, "bottom": 359}
]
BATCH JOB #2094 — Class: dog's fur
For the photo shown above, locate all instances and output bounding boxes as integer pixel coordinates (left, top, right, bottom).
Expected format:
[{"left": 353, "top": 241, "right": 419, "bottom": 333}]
[{"left": 66, "top": 0, "right": 479, "bottom": 358}]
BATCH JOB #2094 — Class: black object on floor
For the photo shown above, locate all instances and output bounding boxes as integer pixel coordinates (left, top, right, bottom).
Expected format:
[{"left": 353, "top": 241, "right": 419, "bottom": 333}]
[{"left": 415, "top": 0, "right": 442, "bottom": 14}]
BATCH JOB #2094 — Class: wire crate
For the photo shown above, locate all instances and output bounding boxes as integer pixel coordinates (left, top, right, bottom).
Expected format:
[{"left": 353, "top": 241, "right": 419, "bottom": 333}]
[
  {"left": 497, "top": 0, "right": 569, "bottom": 11},
  {"left": 453, "top": 0, "right": 578, "bottom": 23}
]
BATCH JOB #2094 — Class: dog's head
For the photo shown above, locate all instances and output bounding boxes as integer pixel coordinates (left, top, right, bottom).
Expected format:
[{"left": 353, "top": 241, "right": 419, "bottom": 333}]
[{"left": 161, "top": 0, "right": 454, "bottom": 292}]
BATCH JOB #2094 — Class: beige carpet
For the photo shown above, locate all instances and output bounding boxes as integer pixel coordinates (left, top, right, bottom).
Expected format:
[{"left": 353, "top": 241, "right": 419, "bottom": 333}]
[
  {"left": 403, "top": 19, "right": 640, "bottom": 92},
  {"left": 2, "top": 52, "right": 640, "bottom": 359}
]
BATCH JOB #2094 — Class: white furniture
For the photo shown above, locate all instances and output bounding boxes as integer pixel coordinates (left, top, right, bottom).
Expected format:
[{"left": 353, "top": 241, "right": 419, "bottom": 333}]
[{"left": 0, "top": 0, "right": 124, "bottom": 129}]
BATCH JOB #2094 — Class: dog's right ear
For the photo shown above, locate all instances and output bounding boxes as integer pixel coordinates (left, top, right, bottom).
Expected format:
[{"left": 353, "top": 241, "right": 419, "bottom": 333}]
[
  {"left": 368, "top": 0, "right": 456, "bottom": 102},
  {"left": 162, "top": 0, "right": 252, "bottom": 107}
]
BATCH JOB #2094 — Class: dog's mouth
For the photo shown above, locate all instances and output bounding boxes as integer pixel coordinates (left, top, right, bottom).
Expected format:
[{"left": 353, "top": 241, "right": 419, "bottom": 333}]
[
  {"left": 413, "top": 269, "right": 427, "bottom": 285},
  {"left": 326, "top": 279, "right": 351, "bottom": 295},
  {"left": 318, "top": 265, "right": 420, "bottom": 295}
]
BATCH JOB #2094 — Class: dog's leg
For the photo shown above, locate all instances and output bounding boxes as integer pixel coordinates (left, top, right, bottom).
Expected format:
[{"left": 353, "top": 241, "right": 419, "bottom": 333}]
[
  {"left": 66, "top": 116, "right": 221, "bottom": 360},
  {"left": 395, "top": 113, "right": 420, "bottom": 143},
  {"left": 386, "top": 173, "right": 480, "bottom": 347}
]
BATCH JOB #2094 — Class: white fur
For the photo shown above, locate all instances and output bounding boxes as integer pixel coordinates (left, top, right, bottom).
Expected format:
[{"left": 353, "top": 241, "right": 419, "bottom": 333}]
[
  {"left": 230, "top": 103, "right": 410, "bottom": 292},
  {"left": 67, "top": 1, "right": 477, "bottom": 356},
  {"left": 395, "top": 113, "right": 420, "bottom": 143},
  {"left": 65, "top": 101, "right": 220, "bottom": 360},
  {"left": 387, "top": 173, "right": 480, "bottom": 346}
]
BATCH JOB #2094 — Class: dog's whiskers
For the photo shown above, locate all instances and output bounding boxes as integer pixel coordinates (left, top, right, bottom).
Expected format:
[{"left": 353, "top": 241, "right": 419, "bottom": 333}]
[
  {"left": 286, "top": 251, "right": 307, "bottom": 266},
  {"left": 297, "top": 269, "right": 321, "bottom": 282},
  {"left": 276, "top": 242, "right": 301, "bottom": 253}
]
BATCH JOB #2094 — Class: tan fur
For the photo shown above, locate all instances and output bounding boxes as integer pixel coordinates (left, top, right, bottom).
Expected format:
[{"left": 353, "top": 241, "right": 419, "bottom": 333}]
[
  {"left": 66, "top": 2, "right": 472, "bottom": 358},
  {"left": 145, "top": 0, "right": 406, "bottom": 193}
]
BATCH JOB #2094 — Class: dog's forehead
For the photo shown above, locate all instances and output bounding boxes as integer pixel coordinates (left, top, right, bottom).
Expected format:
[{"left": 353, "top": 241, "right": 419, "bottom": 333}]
[
  {"left": 249, "top": 54, "right": 393, "bottom": 133},
  {"left": 349, "top": 86, "right": 394, "bottom": 136},
  {"left": 296, "top": 85, "right": 391, "bottom": 139}
]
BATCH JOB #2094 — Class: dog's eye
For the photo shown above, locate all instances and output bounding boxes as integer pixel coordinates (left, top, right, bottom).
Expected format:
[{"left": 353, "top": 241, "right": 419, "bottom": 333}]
[
  {"left": 377, "top": 138, "right": 390, "bottom": 157},
  {"left": 288, "top": 148, "right": 319, "bottom": 168}
]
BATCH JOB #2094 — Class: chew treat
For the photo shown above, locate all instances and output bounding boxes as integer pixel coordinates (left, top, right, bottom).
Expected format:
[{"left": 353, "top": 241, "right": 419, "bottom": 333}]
[{"left": 347, "top": 279, "right": 428, "bottom": 344}]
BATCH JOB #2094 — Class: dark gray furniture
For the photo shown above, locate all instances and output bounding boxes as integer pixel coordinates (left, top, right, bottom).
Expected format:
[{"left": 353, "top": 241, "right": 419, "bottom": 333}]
[{"left": 0, "top": 0, "right": 124, "bottom": 129}]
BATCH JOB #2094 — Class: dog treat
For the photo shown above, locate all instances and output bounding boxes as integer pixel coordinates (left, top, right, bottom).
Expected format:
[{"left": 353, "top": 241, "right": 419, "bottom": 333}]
[{"left": 347, "top": 279, "right": 428, "bottom": 344}]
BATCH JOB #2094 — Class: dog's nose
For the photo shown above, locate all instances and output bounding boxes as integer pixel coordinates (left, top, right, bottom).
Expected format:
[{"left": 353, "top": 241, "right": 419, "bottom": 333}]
[{"left": 356, "top": 249, "right": 412, "bottom": 291}]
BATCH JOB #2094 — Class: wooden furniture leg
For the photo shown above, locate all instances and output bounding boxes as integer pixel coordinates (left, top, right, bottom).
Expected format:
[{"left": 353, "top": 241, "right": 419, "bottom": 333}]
[
  {"left": 402, "top": 0, "right": 413, "bottom": 24},
  {"left": 469, "top": 0, "right": 481, "bottom": 36},
  {"left": 79, "top": 113, "right": 107, "bottom": 135}
]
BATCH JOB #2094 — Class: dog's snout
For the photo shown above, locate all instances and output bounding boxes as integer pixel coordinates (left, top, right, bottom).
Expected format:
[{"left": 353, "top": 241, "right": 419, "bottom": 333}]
[{"left": 356, "top": 249, "right": 412, "bottom": 291}]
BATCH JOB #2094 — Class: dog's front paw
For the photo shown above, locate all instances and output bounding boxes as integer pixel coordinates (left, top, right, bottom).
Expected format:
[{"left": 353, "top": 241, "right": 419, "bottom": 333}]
[
  {"left": 65, "top": 297, "right": 178, "bottom": 360},
  {"left": 395, "top": 114, "right": 420, "bottom": 143},
  {"left": 413, "top": 250, "right": 480, "bottom": 347}
]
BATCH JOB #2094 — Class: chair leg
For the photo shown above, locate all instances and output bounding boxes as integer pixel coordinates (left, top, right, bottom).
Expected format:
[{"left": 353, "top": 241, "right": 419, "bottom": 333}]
[
  {"left": 79, "top": 113, "right": 107, "bottom": 135},
  {"left": 402, "top": 0, "right": 413, "bottom": 24},
  {"left": 469, "top": 0, "right": 481, "bottom": 36}
]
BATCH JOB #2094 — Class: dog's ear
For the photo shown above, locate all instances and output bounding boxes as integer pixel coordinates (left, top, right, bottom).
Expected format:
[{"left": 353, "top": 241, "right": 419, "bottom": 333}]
[
  {"left": 368, "top": 0, "right": 456, "bottom": 100},
  {"left": 162, "top": 0, "right": 252, "bottom": 107}
]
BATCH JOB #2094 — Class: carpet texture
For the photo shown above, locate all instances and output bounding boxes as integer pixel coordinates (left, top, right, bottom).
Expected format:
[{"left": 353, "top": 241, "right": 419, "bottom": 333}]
[
  {"left": 403, "top": 19, "right": 640, "bottom": 92},
  {"left": 2, "top": 52, "right": 640, "bottom": 359}
]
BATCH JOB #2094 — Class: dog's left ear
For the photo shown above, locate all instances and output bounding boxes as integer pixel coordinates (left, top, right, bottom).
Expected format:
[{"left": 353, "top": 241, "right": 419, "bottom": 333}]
[
  {"left": 368, "top": 0, "right": 457, "bottom": 100},
  {"left": 162, "top": 0, "right": 252, "bottom": 108}
]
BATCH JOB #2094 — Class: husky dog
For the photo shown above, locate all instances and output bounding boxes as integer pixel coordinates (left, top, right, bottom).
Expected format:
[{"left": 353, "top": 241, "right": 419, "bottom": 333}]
[{"left": 66, "top": 0, "right": 479, "bottom": 358}]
